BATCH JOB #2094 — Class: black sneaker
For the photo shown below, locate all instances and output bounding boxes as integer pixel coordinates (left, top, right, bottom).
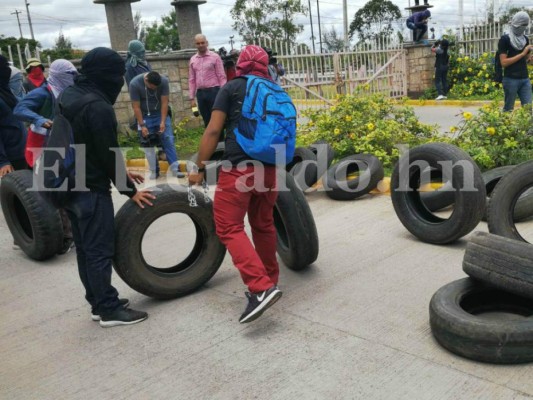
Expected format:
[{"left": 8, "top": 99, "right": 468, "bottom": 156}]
[
  {"left": 239, "top": 286, "right": 282, "bottom": 324},
  {"left": 99, "top": 307, "right": 148, "bottom": 328},
  {"left": 91, "top": 298, "right": 130, "bottom": 321}
]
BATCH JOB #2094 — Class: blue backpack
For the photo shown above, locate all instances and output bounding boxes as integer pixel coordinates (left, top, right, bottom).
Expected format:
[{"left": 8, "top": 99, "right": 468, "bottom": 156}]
[
  {"left": 234, "top": 75, "right": 297, "bottom": 166},
  {"left": 34, "top": 92, "right": 100, "bottom": 207}
]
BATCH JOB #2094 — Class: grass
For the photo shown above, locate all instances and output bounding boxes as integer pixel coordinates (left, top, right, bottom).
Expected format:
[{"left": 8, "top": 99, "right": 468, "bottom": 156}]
[{"left": 118, "top": 125, "right": 204, "bottom": 160}]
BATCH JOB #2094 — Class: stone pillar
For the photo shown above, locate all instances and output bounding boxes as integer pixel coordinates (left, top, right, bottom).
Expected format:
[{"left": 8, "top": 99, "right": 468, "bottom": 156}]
[
  {"left": 171, "top": 0, "right": 206, "bottom": 50},
  {"left": 404, "top": 44, "right": 435, "bottom": 98},
  {"left": 405, "top": 1, "right": 434, "bottom": 43},
  {"left": 94, "top": 0, "right": 140, "bottom": 51}
]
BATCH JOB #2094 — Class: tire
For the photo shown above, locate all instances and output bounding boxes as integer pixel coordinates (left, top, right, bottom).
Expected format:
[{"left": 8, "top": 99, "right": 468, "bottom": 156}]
[
  {"left": 480, "top": 166, "right": 514, "bottom": 221},
  {"left": 274, "top": 170, "right": 319, "bottom": 270},
  {"left": 429, "top": 277, "right": 533, "bottom": 364},
  {"left": 0, "top": 170, "right": 63, "bottom": 260},
  {"left": 286, "top": 147, "right": 318, "bottom": 191},
  {"left": 308, "top": 140, "right": 335, "bottom": 180},
  {"left": 463, "top": 231, "right": 533, "bottom": 300},
  {"left": 488, "top": 161, "right": 533, "bottom": 242},
  {"left": 390, "top": 143, "right": 485, "bottom": 244},
  {"left": 419, "top": 168, "right": 455, "bottom": 212},
  {"left": 322, "top": 154, "right": 384, "bottom": 201},
  {"left": 113, "top": 184, "right": 226, "bottom": 299}
]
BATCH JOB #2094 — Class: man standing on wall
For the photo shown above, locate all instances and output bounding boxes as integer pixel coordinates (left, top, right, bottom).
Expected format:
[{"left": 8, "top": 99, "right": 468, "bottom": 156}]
[{"left": 189, "top": 34, "right": 227, "bottom": 127}]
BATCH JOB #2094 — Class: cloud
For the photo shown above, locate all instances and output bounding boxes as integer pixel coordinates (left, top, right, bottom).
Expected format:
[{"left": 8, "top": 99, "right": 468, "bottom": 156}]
[{"left": 0, "top": 0, "right": 509, "bottom": 52}]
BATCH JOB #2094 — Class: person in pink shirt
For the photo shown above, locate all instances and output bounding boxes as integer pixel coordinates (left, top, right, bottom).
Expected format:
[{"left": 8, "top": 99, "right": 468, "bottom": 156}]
[{"left": 189, "top": 34, "right": 227, "bottom": 127}]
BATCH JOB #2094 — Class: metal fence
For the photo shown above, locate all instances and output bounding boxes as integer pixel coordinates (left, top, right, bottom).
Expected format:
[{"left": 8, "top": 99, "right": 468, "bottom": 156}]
[{"left": 0, "top": 44, "right": 46, "bottom": 70}]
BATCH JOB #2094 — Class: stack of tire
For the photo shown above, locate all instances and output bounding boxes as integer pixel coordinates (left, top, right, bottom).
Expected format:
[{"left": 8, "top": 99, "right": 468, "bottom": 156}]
[{"left": 288, "top": 140, "right": 385, "bottom": 201}]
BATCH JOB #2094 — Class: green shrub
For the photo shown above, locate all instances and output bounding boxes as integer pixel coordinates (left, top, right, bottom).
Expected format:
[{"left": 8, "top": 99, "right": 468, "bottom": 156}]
[
  {"left": 450, "top": 102, "right": 533, "bottom": 170},
  {"left": 298, "top": 93, "right": 441, "bottom": 169}
]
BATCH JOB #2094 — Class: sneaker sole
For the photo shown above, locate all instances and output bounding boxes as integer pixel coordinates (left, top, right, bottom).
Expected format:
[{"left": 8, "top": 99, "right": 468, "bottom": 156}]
[
  {"left": 91, "top": 300, "right": 130, "bottom": 321},
  {"left": 240, "top": 290, "right": 282, "bottom": 324},
  {"left": 99, "top": 315, "right": 148, "bottom": 328}
]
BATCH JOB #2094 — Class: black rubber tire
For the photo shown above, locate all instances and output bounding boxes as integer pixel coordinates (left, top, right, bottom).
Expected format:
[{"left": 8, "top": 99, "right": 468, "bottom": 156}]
[
  {"left": 274, "top": 170, "right": 319, "bottom": 270},
  {"left": 418, "top": 168, "right": 455, "bottom": 212},
  {"left": 113, "top": 184, "right": 226, "bottom": 299},
  {"left": 463, "top": 231, "right": 533, "bottom": 300},
  {"left": 429, "top": 277, "right": 533, "bottom": 364},
  {"left": 479, "top": 166, "right": 514, "bottom": 221},
  {"left": 308, "top": 140, "right": 335, "bottom": 181},
  {"left": 488, "top": 161, "right": 533, "bottom": 243},
  {"left": 390, "top": 143, "right": 485, "bottom": 244},
  {"left": 286, "top": 147, "right": 318, "bottom": 191},
  {"left": 0, "top": 170, "right": 63, "bottom": 260},
  {"left": 322, "top": 154, "right": 384, "bottom": 201}
]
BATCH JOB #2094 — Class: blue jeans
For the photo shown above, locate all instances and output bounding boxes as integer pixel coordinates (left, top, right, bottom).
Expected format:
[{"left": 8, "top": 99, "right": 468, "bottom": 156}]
[
  {"left": 407, "top": 21, "right": 427, "bottom": 42},
  {"left": 139, "top": 114, "right": 179, "bottom": 174},
  {"left": 64, "top": 191, "right": 120, "bottom": 314},
  {"left": 502, "top": 77, "right": 532, "bottom": 111}
]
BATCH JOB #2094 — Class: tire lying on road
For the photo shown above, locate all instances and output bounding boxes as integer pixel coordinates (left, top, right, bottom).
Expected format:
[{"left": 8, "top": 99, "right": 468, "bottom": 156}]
[
  {"left": 390, "top": 143, "right": 485, "bottom": 244},
  {"left": 286, "top": 147, "right": 318, "bottom": 192},
  {"left": 113, "top": 184, "right": 226, "bottom": 299},
  {"left": 463, "top": 231, "right": 533, "bottom": 300},
  {"left": 274, "top": 170, "right": 319, "bottom": 270},
  {"left": 429, "top": 277, "right": 533, "bottom": 364},
  {"left": 0, "top": 170, "right": 63, "bottom": 261},
  {"left": 488, "top": 161, "right": 533, "bottom": 243},
  {"left": 322, "top": 154, "right": 384, "bottom": 201},
  {"left": 480, "top": 166, "right": 515, "bottom": 221},
  {"left": 308, "top": 140, "right": 335, "bottom": 181}
]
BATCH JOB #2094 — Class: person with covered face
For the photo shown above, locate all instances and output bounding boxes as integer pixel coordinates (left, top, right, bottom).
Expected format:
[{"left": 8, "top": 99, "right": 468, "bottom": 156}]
[
  {"left": 23, "top": 58, "right": 46, "bottom": 93},
  {"left": 432, "top": 39, "right": 450, "bottom": 100},
  {"left": 189, "top": 45, "right": 282, "bottom": 324},
  {"left": 499, "top": 11, "right": 533, "bottom": 111},
  {"left": 59, "top": 47, "right": 155, "bottom": 327},
  {"left": 406, "top": 10, "right": 431, "bottom": 43},
  {"left": 9, "top": 66, "right": 25, "bottom": 101},
  {"left": 0, "top": 55, "right": 26, "bottom": 178},
  {"left": 125, "top": 39, "right": 152, "bottom": 86}
]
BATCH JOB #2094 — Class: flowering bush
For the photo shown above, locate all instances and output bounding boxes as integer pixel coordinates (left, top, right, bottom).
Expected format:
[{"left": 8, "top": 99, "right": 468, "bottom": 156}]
[
  {"left": 447, "top": 53, "right": 503, "bottom": 99},
  {"left": 297, "top": 94, "right": 440, "bottom": 168},
  {"left": 450, "top": 102, "right": 533, "bottom": 170}
]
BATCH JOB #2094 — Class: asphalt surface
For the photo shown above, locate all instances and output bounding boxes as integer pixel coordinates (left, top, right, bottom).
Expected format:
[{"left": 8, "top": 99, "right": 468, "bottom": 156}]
[{"left": 2, "top": 105, "right": 533, "bottom": 400}]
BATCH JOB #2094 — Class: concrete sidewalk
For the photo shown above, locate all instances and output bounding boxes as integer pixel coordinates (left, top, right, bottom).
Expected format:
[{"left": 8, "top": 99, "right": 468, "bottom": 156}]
[{"left": 2, "top": 180, "right": 533, "bottom": 399}]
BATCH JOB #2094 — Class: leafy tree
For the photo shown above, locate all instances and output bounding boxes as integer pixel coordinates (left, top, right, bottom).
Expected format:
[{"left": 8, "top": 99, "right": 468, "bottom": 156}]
[
  {"left": 144, "top": 10, "right": 180, "bottom": 52},
  {"left": 496, "top": 6, "right": 533, "bottom": 25},
  {"left": 231, "top": 0, "right": 306, "bottom": 47},
  {"left": 348, "top": 0, "right": 401, "bottom": 43},
  {"left": 0, "top": 35, "right": 40, "bottom": 67},
  {"left": 41, "top": 32, "right": 82, "bottom": 61},
  {"left": 322, "top": 26, "right": 346, "bottom": 52}
]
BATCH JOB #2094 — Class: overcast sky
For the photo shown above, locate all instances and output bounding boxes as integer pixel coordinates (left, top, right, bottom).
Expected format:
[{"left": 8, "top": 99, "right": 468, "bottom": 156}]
[{"left": 0, "top": 0, "right": 530, "bottom": 52}]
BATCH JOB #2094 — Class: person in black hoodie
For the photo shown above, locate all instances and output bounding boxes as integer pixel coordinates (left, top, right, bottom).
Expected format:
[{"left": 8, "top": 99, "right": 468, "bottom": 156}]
[
  {"left": 59, "top": 47, "right": 154, "bottom": 327},
  {"left": 432, "top": 39, "right": 450, "bottom": 100},
  {"left": 0, "top": 55, "right": 26, "bottom": 177}
]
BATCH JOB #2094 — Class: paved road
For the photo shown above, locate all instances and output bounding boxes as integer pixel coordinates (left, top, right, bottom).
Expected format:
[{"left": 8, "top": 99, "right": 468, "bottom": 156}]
[
  {"left": 2, "top": 174, "right": 533, "bottom": 399},
  {"left": 413, "top": 105, "right": 481, "bottom": 134}
]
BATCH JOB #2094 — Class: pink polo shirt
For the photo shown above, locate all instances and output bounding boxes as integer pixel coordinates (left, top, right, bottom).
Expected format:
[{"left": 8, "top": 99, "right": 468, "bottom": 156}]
[{"left": 188, "top": 50, "right": 227, "bottom": 99}]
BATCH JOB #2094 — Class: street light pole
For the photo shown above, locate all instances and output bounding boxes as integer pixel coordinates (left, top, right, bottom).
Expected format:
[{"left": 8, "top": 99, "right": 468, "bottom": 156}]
[
  {"left": 343, "top": 0, "right": 349, "bottom": 50},
  {"left": 25, "top": 0, "right": 35, "bottom": 41},
  {"left": 11, "top": 10, "right": 24, "bottom": 39},
  {"left": 316, "top": 0, "right": 323, "bottom": 53},
  {"left": 308, "top": 0, "right": 316, "bottom": 54}
]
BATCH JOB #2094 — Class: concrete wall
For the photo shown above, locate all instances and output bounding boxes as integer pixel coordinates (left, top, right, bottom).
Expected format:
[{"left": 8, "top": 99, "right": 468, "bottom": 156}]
[{"left": 405, "top": 43, "right": 435, "bottom": 98}]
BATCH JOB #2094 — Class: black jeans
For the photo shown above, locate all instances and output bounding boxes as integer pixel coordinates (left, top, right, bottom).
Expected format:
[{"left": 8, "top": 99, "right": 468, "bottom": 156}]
[
  {"left": 196, "top": 87, "right": 220, "bottom": 127},
  {"left": 64, "top": 191, "right": 120, "bottom": 314},
  {"left": 435, "top": 66, "right": 449, "bottom": 96}
]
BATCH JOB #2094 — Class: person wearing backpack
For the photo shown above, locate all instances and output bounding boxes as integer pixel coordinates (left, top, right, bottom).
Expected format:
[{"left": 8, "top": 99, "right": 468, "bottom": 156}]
[
  {"left": 432, "top": 39, "right": 450, "bottom": 100},
  {"left": 189, "top": 45, "right": 297, "bottom": 324},
  {"left": 58, "top": 47, "right": 155, "bottom": 327},
  {"left": 498, "top": 11, "right": 533, "bottom": 111},
  {"left": 14, "top": 59, "right": 78, "bottom": 254}
]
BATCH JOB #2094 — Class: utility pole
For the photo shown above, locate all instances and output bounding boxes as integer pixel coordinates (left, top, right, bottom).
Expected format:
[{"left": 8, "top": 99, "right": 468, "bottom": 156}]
[
  {"left": 459, "top": 0, "right": 464, "bottom": 39},
  {"left": 284, "top": 2, "right": 290, "bottom": 53},
  {"left": 11, "top": 10, "right": 24, "bottom": 39},
  {"left": 308, "top": 0, "right": 316, "bottom": 54},
  {"left": 343, "top": 0, "right": 348, "bottom": 51},
  {"left": 25, "top": 0, "right": 35, "bottom": 41},
  {"left": 316, "top": 0, "right": 323, "bottom": 53}
]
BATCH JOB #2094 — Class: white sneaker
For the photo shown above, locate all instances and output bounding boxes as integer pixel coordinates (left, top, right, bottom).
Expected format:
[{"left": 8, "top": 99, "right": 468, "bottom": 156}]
[{"left": 435, "top": 95, "right": 445, "bottom": 100}]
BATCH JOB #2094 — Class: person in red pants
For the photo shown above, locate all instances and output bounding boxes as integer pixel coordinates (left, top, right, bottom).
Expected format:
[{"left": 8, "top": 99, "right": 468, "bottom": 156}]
[{"left": 188, "top": 45, "right": 282, "bottom": 323}]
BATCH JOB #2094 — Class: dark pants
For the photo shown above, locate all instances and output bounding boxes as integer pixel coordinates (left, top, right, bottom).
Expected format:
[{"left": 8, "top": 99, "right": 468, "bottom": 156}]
[
  {"left": 435, "top": 66, "right": 449, "bottom": 96},
  {"left": 64, "top": 191, "right": 120, "bottom": 314},
  {"left": 407, "top": 21, "right": 427, "bottom": 42},
  {"left": 11, "top": 158, "right": 28, "bottom": 170},
  {"left": 196, "top": 87, "right": 220, "bottom": 127}
]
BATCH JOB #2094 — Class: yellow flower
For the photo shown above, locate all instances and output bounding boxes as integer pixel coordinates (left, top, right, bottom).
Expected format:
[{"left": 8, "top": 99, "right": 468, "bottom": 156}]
[
  {"left": 486, "top": 127, "right": 496, "bottom": 135},
  {"left": 367, "top": 123, "right": 375, "bottom": 130},
  {"left": 464, "top": 56, "right": 469, "bottom": 61},
  {"left": 334, "top": 128, "right": 341, "bottom": 135},
  {"left": 463, "top": 112, "right": 473, "bottom": 120},
  {"left": 464, "top": 77, "right": 469, "bottom": 81},
  {"left": 450, "top": 126, "right": 458, "bottom": 133},
  {"left": 482, "top": 65, "right": 487, "bottom": 70},
  {"left": 457, "top": 58, "right": 462, "bottom": 62},
  {"left": 331, "top": 106, "right": 336, "bottom": 112},
  {"left": 349, "top": 133, "right": 356, "bottom": 140},
  {"left": 485, "top": 74, "right": 490, "bottom": 78},
  {"left": 296, "top": 122, "right": 301, "bottom": 127},
  {"left": 308, "top": 121, "right": 314, "bottom": 127},
  {"left": 468, "top": 68, "right": 473, "bottom": 72},
  {"left": 345, "top": 116, "right": 352, "bottom": 122},
  {"left": 483, "top": 52, "right": 488, "bottom": 58},
  {"left": 363, "top": 84, "right": 370, "bottom": 90}
]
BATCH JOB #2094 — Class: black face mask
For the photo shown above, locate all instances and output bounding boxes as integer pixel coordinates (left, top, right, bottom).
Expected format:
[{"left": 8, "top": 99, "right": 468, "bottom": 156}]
[
  {"left": 87, "top": 75, "right": 124, "bottom": 104},
  {"left": 80, "top": 47, "right": 125, "bottom": 104}
]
